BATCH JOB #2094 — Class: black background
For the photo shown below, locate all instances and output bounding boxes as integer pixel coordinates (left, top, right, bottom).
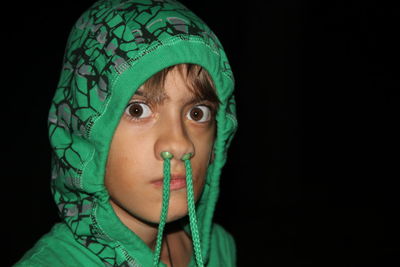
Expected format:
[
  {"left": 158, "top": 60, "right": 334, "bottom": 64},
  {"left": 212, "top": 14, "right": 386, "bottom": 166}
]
[{"left": 2, "top": 1, "right": 398, "bottom": 266}]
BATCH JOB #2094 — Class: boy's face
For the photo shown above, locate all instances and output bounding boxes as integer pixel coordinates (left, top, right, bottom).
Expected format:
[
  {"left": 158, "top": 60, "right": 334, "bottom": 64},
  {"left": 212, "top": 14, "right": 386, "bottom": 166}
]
[{"left": 105, "top": 68, "right": 216, "bottom": 226}]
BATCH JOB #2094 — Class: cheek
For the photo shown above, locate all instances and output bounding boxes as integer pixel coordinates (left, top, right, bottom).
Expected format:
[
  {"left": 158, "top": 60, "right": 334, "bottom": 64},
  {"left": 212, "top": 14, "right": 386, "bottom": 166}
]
[
  {"left": 105, "top": 123, "right": 152, "bottom": 193},
  {"left": 191, "top": 123, "right": 215, "bottom": 160},
  {"left": 107, "top": 121, "right": 153, "bottom": 168},
  {"left": 190, "top": 125, "right": 216, "bottom": 199},
  {"left": 104, "top": 126, "right": 164, "bottom": 223}
]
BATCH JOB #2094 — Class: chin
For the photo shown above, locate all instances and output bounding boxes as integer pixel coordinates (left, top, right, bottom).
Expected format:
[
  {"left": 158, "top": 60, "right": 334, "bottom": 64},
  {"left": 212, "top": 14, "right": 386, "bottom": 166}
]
[
  {"left": 135, "top": 201, "right": 189, "bottom": 225},
  {"left": 164, "top": 205, "right": 188, "bottom": 223},
  {"left": 142, "top": 211, "right": 188, "bottom": 225},
  {"left": 166, "top": 211, "right": 188, "bottom": 223}
]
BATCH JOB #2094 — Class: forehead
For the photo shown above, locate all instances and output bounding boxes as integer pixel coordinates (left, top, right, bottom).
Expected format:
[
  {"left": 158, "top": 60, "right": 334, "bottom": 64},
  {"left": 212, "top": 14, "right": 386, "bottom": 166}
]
[
  {"left": 131, "top": 64, "right": 219, "bottom": 106},
  {"left": 135, "top": 70, "right": 194, "bottom": 99},
  {"left": 133, "top": 69, "right": 194, "bottom": 102}
]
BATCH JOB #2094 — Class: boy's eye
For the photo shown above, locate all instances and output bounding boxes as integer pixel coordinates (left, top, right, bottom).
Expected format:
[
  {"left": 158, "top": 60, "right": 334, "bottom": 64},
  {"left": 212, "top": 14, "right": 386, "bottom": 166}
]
[
  {"left": 125, "top": 102, "right": 152, "bottom": 119},
  {"left": 187, "top": 105, "right": 212, "bottom": 122}
]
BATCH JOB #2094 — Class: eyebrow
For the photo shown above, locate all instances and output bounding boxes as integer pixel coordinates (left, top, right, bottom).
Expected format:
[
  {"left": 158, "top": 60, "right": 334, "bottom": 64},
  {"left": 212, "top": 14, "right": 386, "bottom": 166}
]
[
  {"left": 132, "top": 87, "right": 215, "bottom": 105},
  {"left": 133, "top": 87, "right": 149, "bottom": 98},
  {"left": 132, "top": 87, "right": 169, "bottom": 103}
]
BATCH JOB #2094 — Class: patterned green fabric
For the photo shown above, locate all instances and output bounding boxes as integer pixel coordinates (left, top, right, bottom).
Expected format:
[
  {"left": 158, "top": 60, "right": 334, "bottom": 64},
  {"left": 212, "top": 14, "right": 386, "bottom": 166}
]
[{"left": 16, "top": 0, "right": 237, "bottom": 266}]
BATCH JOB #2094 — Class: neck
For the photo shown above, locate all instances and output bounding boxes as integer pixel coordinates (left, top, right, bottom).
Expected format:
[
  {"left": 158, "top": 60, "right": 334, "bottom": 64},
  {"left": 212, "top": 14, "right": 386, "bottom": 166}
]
[{"left": 110, "top": 200, "right": 192, "bottom": 266}]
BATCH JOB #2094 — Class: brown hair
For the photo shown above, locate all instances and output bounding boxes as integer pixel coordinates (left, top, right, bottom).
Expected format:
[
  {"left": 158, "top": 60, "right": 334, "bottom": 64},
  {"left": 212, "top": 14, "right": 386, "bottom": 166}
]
[{"left": 141, "top": 63, "right": 220, "bottom": 110}]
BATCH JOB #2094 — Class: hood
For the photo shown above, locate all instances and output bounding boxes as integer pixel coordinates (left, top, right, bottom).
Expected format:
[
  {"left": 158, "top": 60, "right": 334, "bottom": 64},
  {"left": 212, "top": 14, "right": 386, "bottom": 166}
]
[{"left": 48, "top": 0, "right": 237, "bottom": 266}]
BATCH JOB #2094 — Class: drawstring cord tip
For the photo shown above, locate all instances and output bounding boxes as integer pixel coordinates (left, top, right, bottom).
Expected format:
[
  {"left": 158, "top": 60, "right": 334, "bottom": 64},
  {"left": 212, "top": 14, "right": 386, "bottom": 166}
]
[
  {"left": 161, "top": 151, "right": 174, "bottom": 159},
  {"left": 181, "top": 153, "right": 193, "bottom": 161}
]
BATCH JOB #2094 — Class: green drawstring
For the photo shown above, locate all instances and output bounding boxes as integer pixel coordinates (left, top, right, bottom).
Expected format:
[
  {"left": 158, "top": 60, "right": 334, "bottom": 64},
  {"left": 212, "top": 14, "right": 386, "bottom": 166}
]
[
  {"left": 154, "top": 151, "right": 204, "bottom": 267},
  {"left": 182, "top": 153, "right": 204, "bottom": 267},
  {"left": 153, "top": 151, "right": 173, "bottom": 266}
]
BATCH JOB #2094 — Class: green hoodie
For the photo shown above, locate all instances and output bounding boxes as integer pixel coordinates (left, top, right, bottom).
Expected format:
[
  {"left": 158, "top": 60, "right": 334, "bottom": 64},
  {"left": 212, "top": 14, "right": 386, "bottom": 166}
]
[{"left": 15, "top": 0, "right": 237, "bottom": 266}]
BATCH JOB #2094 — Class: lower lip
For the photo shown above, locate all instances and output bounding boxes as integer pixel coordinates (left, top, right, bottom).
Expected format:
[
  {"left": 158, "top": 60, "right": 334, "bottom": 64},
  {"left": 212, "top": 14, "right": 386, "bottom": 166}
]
[{"left": 152, "top": 179, "right": 187, "bottom": 190}]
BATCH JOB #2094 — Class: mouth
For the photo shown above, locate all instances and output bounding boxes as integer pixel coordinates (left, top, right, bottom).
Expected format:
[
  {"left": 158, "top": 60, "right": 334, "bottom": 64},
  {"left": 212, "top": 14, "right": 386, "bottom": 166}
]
[{"left": 151, "top": 174, "right": 187, "bottom": 191}]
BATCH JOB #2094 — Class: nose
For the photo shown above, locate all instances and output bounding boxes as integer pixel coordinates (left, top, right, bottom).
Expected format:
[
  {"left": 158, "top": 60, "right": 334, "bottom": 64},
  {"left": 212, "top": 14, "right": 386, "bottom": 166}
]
[{"left": 154, "top": 116, "right": 195, "bottom": 162}]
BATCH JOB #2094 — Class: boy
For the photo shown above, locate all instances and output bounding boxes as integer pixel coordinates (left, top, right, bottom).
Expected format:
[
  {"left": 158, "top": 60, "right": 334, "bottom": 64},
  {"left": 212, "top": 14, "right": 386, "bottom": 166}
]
[{"left": 15, "top": 0, "right": 237, "bottom": 266}]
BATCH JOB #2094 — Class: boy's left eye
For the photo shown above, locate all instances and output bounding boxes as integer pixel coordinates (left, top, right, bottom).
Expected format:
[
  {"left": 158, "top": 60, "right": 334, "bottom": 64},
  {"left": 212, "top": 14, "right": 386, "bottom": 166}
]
[{"left": 187, "top": 105, "right": 212, "bottom": 122}]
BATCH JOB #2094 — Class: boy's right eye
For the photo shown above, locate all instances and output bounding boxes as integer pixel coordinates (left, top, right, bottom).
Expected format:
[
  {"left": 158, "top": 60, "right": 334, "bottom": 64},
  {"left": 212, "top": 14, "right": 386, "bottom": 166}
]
[{"left": 125, "top": 102, "right": 152, "bottom": 120}]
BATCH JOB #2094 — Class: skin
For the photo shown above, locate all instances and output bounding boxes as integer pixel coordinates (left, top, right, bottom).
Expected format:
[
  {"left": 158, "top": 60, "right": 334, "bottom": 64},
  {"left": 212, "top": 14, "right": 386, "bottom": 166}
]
[{"left": 104, "top": 67, "right": 217, "bottom": 266}]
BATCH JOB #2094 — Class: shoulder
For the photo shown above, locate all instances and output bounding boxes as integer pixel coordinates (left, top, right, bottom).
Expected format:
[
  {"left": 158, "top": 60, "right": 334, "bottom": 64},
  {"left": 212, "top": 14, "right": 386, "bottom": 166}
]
[
  {"left": 208, "top": 223, "right": 237, "bottom": 266},
  {"left": 13, "top": 223, "right": 102, "bottom": 267}
]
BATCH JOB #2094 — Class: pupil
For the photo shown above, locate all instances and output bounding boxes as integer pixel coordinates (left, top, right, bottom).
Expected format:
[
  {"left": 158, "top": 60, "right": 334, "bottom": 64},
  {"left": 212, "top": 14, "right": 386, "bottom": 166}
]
[
  {"left": 191, "top": 108, "right": 203, "bottom": 121},
  {"left": 129, "top": 104, "right": 143, "bottom": 117}
]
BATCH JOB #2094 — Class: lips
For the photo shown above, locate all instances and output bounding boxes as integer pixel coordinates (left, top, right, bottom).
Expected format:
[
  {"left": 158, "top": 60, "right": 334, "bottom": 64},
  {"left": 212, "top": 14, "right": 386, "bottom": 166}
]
[{"left": 151, "top": 174, "right": 187, "bottom": 190}]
